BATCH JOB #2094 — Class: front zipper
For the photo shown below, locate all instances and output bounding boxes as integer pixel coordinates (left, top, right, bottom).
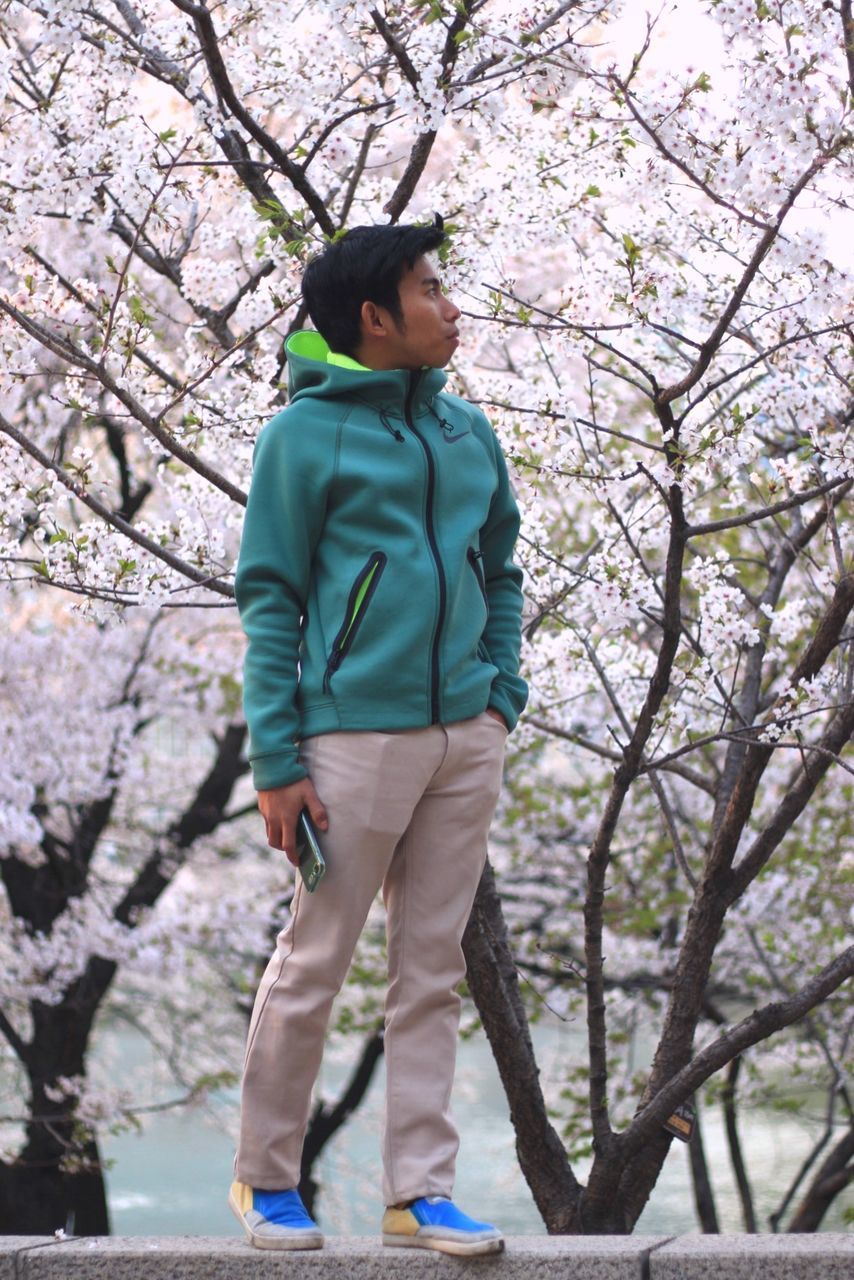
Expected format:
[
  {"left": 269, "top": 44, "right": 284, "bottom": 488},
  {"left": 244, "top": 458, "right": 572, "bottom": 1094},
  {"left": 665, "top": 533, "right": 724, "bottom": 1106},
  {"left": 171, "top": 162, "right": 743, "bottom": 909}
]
[
  {"left": 404, "top": 371, "right": 446, "bottom": 724},
  {"left": 323, "top": 551, "right": 387, "bottom": 693},
  {"left": 468, "top": 547, "right": 489, "bottom": 610}
]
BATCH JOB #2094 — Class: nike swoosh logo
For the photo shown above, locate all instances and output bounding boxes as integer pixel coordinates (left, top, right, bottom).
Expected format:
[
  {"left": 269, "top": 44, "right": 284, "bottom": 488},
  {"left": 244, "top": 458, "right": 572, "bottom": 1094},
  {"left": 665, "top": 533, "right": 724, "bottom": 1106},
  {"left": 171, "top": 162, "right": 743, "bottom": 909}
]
[{"left": 442, "top": 431, "right": 470, "bottom": 444}]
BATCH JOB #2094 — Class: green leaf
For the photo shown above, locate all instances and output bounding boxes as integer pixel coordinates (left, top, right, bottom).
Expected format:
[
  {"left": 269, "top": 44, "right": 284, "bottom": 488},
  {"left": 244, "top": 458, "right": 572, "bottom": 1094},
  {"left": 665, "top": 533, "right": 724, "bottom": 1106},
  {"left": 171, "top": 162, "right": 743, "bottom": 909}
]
[
  {"left": 436, "top": 219, "right": 459, "bottom": 266},
  {"left": 128, "top": 295, "right": 149, "bottom": 326},
  {"left": 620, "top": 232, "right": 642, "bottom": 268}
]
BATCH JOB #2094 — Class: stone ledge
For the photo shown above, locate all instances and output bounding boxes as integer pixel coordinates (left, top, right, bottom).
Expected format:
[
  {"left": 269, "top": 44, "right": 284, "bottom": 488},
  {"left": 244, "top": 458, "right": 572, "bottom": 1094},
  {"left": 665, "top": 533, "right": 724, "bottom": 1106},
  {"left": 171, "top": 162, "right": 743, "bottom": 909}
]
[
  {"left": 2, "top": 1236, "right": 667, "bottom": 1280},
  {"left": 0, "top": 1234, "right": 850, "bottom": 1280},
  {"left": 649, "top": 1232, "right": 853, "bottom": 1279}
]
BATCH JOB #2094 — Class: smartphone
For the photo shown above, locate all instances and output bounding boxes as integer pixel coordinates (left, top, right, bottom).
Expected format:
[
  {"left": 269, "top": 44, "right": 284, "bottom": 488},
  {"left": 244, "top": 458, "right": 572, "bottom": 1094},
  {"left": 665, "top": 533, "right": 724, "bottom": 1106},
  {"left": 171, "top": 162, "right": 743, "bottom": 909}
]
[{"left": 296, "top": 809, "right": 326, "bottom": 893}]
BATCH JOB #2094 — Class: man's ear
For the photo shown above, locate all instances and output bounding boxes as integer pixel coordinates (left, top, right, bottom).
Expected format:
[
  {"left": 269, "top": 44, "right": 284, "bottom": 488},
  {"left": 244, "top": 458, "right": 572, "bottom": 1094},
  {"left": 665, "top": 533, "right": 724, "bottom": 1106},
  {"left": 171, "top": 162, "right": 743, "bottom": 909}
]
[{"left": 360, "top": 300, "right": 387, "bottom": 339}]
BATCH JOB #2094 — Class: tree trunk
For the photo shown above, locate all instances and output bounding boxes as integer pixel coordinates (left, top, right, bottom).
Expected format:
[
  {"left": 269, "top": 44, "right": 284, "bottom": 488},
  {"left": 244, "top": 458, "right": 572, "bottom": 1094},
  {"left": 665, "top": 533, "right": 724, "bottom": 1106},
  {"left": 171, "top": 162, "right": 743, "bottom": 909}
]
[
  {"left": 299, "top": 1026, "right": 385, "bottom": 1220},
  {"left": 787, "top": 1124, "right": 854, "bottom": 1233},
  {"left": 0, "top": 723, "right": 249, "bottom": 1238},
  {"left": 688, "top": 1102, "right": 720, "bottom": 1233},
  {"left": 0, "top": 1078, "right": 109, "bottom": 1235},
  {"left": 722, "top": 1057, "right": 756, "bottom": 1232},
  {"left": 463, "top": 859, "right": 583, "bottom": 1232}
]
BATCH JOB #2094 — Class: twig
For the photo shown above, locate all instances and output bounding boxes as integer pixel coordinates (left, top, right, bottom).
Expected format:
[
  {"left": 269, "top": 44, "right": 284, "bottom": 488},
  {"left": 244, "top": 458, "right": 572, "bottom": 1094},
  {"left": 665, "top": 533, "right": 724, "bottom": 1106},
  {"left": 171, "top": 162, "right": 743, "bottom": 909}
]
[
  {"left": 0, "top": 411, "right": 234, "bottom": 598},
  {"left": 0, "top": 297, "right": 248, "bottom": 506},
  {"left": 659, "top": 156, "right": 831, "bottom": 406},
  {"left": 524, "top": 716, "right": 715, "bottom": 795},
  {"left": 686, "top": 477, "right": 851, "bottom": 537},
  {"left": 168, "top": 0, "right": 335, "bottom": 234},
  {"left": 622, "top": 944, "right": 854, "bottom": 1158},
  {"left": 612, "top": 74, "right": 771, "bottom": 233}
]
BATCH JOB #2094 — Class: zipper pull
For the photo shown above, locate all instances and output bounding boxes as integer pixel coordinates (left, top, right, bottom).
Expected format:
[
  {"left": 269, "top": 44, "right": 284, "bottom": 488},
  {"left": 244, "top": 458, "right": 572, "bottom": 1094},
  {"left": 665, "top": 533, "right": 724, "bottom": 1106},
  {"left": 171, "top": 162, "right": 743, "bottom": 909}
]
[{"left": 323, "top": 649, "right": 343, "bottom": 694}]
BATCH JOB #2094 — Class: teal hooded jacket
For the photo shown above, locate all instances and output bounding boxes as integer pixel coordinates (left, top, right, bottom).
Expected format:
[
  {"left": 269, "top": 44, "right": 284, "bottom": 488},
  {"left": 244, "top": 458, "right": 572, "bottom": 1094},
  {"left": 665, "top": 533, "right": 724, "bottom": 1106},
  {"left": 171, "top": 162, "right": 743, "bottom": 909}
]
[{"left": 235, "top": 331, "right": 528, "bottom": 790}]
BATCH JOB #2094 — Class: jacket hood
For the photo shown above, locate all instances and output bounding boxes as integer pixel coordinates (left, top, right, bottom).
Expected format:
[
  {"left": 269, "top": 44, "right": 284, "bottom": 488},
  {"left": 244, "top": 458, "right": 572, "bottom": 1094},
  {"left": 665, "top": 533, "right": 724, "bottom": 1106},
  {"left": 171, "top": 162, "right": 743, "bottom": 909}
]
[{"left": 286, "top": 330, "right": 447, "bottom": 411}]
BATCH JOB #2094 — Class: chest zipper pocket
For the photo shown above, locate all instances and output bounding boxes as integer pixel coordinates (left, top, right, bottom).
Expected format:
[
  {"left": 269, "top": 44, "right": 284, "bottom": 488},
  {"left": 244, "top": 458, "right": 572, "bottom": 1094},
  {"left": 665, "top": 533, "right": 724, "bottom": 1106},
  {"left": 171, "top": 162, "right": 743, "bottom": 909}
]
[
  {"left": 468, "top": 547, "right": 489, "bottom": 611},
  {"left": 323, "top": 551, "right": 387, "bottom": 693}
]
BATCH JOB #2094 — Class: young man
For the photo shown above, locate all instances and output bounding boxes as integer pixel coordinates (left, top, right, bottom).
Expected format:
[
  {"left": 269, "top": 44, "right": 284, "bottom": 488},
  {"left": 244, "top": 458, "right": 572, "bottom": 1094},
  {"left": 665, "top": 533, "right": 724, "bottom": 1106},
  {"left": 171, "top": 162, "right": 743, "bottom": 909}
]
[{"left": 229, "top": 221, "right": 527, "bottom": 1256}]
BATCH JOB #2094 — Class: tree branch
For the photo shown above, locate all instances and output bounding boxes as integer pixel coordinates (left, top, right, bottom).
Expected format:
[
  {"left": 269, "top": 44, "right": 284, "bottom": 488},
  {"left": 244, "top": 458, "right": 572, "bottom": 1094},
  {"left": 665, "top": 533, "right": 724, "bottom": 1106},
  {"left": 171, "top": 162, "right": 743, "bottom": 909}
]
[
  {"left": 23, "top": 244, "right": 188, "bottom": 399},
  {"left": 687, "top": 321, "right": 850, "bottom": 411},
  {"left": 168, "top": 0, "right": 335, "bottom": 235},
  {"left": 111, "top": 723, "right": 248, "bottom": 928},
  {"left": 659, "top": 156, "right": 829, "bottom": 406},
  {"left": 0, "top": 298, "right": 248, "bottom": 506},
  {"left": 841, "top": 1, "right": 854, "bottom": 99},
  {"left": 524, "top": 716, "right": 715, "bottom": 795},
  {"left": 382, "top": 0, "right": 478, "bottom": 222},
  {"left": 721, "top": 1057, "right": 757, "bottom": 1232},
  {"left": 728, "top": 696, "right": 854, "bottom": 902},
  {"left": 370, "top": 8, "right": 420, "bottom": 90},
  {"left": 613, "top": 76, "right": 771, "bottom": 232},
  {"left": 0, "top": 412, "right": 234, "bottom": 599},
  {"left": 0, "top": 1008, "right": 30, "bottom": 1065},
  {"left": 787, "top": 1123, "right": 854, "bottom": 1232},
  {"left": 108, "top": 0, "right": 309, "bottom": 243},
  {"left": 622, "top": 945, "right": 854, "bottom": 1159},
  {"left": 688, "top": 1103, "right": 720, "bottom": 1233},
  {"left": 583, "top": 458, "right": 687, "bottom": 1153},
  {"left": 299, "top": 1024, "right": 385, "bottom": 1217},
  {"left": 710, "top": 570, "right": 854, "bottom": 897},
  {"left": 686, "top": 477, "right": 851, "bottom": 538}
]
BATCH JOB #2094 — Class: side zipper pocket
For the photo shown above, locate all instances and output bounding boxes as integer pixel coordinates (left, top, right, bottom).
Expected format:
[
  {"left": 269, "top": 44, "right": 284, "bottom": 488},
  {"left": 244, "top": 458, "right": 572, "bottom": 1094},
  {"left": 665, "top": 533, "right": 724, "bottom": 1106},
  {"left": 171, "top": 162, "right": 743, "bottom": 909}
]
[
  {"left": 468, "top": 547, "right": 489, "bottom": 610},
  {"left": 323, "top": 551, "right": 387, "bottom": 693}
]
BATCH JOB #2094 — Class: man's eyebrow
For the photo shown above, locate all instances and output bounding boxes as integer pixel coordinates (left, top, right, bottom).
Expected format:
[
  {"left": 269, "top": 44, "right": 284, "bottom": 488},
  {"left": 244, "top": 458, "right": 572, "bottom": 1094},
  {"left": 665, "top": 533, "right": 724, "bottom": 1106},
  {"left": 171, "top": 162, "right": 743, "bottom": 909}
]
[{"left": 421, "top": 275, "right": 442, "bottom": 288}]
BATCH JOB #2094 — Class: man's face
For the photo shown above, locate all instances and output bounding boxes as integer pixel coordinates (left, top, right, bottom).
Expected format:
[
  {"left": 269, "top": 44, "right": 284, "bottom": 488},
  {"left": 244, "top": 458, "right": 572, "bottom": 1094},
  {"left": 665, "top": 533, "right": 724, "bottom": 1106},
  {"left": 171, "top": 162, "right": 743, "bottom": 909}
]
[{"left": 383, "top": 255, "right": 461, "bottom": 370}]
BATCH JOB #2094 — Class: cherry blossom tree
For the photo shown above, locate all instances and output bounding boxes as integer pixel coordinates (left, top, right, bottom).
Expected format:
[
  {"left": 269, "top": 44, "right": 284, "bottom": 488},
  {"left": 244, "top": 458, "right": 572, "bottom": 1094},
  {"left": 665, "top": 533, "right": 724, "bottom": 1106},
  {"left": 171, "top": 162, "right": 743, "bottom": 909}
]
[{"left": 0, "top": 0, "right": 851, "bottom": 1238}]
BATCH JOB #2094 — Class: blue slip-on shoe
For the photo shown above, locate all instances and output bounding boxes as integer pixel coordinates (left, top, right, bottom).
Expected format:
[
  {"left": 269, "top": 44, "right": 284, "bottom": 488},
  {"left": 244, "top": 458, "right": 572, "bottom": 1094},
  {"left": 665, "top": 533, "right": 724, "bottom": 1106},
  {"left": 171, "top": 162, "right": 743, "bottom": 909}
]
[
  {"left": 382, "top": 1195, "right": 504, "bottom": 1256},
  {"left": 229, "top": 1180, "right": 323, "bottom": 1250}
]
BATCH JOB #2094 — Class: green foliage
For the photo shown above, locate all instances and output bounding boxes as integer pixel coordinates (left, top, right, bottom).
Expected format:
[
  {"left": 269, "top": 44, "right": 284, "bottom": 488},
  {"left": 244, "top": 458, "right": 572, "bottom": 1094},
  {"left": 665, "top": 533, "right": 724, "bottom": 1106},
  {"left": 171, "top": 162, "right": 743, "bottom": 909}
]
[{"left": 127, "top": 295, "right": 151, "bottom": 327}]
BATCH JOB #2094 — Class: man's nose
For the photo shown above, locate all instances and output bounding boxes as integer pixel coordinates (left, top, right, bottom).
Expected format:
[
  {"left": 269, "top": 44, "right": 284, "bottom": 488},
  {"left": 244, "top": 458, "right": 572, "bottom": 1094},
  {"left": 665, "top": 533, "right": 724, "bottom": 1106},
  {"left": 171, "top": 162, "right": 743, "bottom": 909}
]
[{"left": 443, "top": 295, "right": 461, "bottom": 321}]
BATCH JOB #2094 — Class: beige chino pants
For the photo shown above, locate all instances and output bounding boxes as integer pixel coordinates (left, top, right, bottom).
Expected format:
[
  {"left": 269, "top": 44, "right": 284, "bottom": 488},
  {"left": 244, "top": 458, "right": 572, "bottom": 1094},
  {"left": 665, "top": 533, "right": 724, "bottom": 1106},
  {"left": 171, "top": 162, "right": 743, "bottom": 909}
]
[{"left": 234, "top": 712, "right": 507, "bottom": 1206}]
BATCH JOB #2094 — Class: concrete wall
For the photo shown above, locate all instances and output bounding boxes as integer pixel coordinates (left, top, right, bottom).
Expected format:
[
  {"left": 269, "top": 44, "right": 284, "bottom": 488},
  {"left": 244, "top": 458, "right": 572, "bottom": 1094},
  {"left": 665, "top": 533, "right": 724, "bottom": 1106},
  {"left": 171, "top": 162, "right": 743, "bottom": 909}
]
[{"left": 2, "top": 1234, "right": 851, "bottom": 1280}]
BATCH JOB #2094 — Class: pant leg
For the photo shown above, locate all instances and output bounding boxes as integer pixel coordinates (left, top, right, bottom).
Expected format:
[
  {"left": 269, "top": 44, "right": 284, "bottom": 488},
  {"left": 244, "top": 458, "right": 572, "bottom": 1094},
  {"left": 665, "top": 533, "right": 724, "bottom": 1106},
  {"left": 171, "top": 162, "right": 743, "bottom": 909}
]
[
  {"left": 234, "top": 727, "right": 446, "bottom": 1190},
  {"left": 381, "top": 712, "right": 508, "bottom": 1205}
]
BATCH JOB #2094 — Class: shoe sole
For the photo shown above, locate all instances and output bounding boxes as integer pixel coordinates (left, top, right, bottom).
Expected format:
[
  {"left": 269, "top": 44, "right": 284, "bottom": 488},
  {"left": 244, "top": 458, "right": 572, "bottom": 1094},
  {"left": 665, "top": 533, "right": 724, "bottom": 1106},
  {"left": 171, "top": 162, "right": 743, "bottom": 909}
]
[
  {"left": 382, "top": 1233, "right": 504, "bottom": 1257},
  {"left": 228, "top": 1188, "right": 324, "bottom": 1251}
]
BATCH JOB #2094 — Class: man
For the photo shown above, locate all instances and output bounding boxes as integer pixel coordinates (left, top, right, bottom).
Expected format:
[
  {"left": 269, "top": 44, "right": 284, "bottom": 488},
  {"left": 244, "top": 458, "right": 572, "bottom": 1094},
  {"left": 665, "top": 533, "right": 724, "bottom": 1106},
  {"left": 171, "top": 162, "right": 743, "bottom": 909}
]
[{"left": 229, "top": 220, "right": 527, "bottom": 1257}]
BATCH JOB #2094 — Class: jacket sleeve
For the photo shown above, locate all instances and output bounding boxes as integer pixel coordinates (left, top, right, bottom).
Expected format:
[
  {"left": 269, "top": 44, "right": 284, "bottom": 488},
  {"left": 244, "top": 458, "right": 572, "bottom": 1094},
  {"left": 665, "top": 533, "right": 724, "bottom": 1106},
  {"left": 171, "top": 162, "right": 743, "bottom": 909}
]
[
  {"left": 478, "top": 419, "right": 529, "bottom": 731},
  {"left": 235, "top": 412, "right": 328, "bottom": 790}
]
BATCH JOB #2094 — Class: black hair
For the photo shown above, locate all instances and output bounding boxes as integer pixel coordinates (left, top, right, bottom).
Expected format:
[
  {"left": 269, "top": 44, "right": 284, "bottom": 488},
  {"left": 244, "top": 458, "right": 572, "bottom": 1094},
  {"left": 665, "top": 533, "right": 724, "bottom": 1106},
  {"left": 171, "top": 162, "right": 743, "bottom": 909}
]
[{"left": 301, "top": 220, "right": 446, "bottom": 357}]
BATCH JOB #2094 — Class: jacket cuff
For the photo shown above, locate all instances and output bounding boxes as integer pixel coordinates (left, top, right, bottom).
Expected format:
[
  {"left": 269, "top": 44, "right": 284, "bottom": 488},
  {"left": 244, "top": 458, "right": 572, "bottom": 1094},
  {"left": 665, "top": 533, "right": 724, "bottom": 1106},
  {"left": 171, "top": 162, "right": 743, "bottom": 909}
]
[
  {"left": 250, "top": 748, "right": 307, "bottom": 791},
  {"left": 488, "top": 675, "right": 528, "bottom": 733}
]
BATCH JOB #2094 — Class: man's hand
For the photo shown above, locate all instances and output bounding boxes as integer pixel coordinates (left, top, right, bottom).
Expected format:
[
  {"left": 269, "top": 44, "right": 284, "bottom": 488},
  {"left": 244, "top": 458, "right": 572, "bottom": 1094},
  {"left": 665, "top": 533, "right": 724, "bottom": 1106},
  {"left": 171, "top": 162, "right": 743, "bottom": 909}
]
[
  {"left": 485, "top": 707, "right": 508, "bottom": 730},
  {"left": 257, "top": 777, "right": 328, "bottom": 866}
]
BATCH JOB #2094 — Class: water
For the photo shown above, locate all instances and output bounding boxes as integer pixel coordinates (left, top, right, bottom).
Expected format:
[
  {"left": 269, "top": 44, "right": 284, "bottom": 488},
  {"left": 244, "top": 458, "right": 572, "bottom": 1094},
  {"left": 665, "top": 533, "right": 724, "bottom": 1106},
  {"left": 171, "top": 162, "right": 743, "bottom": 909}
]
[{"left": 101, "top": 1021, "right": 851, "bottom": 1237}]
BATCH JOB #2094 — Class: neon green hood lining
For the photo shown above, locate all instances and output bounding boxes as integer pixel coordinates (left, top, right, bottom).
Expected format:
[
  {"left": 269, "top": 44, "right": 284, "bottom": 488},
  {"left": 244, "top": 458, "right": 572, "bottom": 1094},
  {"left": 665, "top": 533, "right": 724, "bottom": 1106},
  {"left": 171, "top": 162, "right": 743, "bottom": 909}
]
[{"left": 287, "top": 330, "right": 369, "bottom": 372}]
